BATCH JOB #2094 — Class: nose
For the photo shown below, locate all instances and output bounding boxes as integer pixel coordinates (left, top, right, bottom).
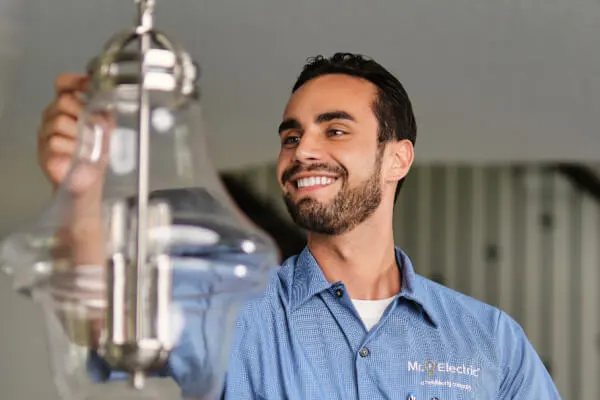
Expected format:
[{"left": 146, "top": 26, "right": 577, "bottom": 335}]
[{"left": 293, "top": 132, "right": 323, "bottom": 163}]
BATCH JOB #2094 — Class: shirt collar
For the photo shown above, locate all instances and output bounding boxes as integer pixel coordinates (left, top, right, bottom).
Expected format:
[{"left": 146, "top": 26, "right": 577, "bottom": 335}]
[
  {"left": 287, "top": 246, "right": 439, "bottom": 328},
  {"left": 288, "top": 247, "right": 333, "bottom": 309},
  {"left": 395, "top": 248, "right": 440, "bottom": 327}
]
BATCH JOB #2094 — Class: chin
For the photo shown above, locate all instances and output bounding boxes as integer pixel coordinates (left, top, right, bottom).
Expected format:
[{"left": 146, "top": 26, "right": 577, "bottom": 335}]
[
  {"left": 295, "top": 196, "right": 332, "bottom": 209},
  {"left": 297, "top": 187, "right": 338, "bottom": 201}
]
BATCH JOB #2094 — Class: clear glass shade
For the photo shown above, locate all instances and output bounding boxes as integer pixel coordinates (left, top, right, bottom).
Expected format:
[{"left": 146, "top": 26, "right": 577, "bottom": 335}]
[{"left": 0, "top": 83, "right": 279, "bottom": 399}]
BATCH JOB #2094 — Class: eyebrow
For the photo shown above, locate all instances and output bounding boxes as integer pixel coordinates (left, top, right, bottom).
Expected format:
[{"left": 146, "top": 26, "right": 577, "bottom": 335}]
[
  {"left": 278, "top": 111, "right": 356, "bottom": 135},
  {"left": 278, "top": 118, "right": 301, "bottom": 135},
  {"left": 315, "top": 111, "right": 355, "bottom": 124}
]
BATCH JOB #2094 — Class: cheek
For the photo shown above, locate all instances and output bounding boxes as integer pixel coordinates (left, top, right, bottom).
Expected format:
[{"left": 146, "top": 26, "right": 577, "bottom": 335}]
[
  {"left": 345, "top": 157, "right": 380, "bottom": 184},
  {"left": 334, "top": 138, "right": 377, "bottom": 168}
]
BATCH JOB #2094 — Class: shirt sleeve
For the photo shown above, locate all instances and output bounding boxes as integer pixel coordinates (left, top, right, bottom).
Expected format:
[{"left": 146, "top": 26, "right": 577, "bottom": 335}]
[
  {"left": 84, "top": 273, "right": 225, "bottom": 398},
  {"left": 85, "top": 350, "right": 171, "bottom": 382},
  {"left": 84, "top": 320, "right": 226, "bottom": 399},
  {"left": 497, "top": 311, "right": 562, "bottom": 399},
  {"left": 224, "top": 302, "right": 265, "bottom": 400},
  {"left": 85, "top": 330, "right": 227, "bottom": 399}
]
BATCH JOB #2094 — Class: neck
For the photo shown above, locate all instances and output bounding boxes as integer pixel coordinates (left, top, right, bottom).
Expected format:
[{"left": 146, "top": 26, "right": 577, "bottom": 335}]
[{"left": 306, "top": 205, "right": 400, "bottom": 300}]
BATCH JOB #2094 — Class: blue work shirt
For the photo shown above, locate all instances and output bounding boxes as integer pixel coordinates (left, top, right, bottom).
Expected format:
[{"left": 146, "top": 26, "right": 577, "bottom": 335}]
[
  {"left": 223, "top": 246, "right": 561, "bottom": 399},
  {"left": 90, "top": 246, "right": 561, "bottom": 399}
]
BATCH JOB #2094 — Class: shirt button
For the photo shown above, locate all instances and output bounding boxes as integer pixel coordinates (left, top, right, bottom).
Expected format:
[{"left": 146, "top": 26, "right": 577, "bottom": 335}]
[
  {"left": 359, "top": 347, "right": 370, "bottom": 357},
  {"left": 334, "top": 288, "right": 344, "bottom": 298}
]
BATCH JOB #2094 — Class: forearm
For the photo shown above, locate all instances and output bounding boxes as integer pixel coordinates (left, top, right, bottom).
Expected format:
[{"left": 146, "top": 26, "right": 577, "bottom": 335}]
[
  {"left": 52, "top": 184, "right": 106, "bottom": 348},
  {"left": 59, "top": 183, "right": 105, "bottom": 266}
]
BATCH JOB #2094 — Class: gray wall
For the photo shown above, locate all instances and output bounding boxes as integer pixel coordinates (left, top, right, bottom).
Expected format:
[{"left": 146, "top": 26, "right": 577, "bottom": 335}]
[
  {"left": 0, "top": 152, "right": 59, "bottom": 399},
  {"left": 2, "top": 0, "right": 600, "bottom": 172}
]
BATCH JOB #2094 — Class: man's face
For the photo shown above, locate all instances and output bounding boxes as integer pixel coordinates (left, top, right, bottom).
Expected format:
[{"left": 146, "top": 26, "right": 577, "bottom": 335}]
[{"left": 276, "top": 74, "right": 385, "bottom": 235}]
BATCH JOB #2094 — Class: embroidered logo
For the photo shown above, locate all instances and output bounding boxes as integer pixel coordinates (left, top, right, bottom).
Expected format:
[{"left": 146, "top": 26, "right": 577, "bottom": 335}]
[
  {"left": 407, "top": 360, "right": 480, "bottom": 393},
  {"left": 408, "top": 360, "right": 480, "bottom": 377}
]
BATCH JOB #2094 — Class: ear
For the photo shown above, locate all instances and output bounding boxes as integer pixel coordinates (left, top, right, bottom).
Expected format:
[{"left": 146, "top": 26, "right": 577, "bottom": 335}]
[{"left": 384, "top": 139, "right": 414, "bottom": 183}]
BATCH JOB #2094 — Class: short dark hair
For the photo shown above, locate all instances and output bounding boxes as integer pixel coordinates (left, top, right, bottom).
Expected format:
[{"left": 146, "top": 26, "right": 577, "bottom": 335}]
[{"left": 291, "top": 53, "right": 417, "bottom": 203}]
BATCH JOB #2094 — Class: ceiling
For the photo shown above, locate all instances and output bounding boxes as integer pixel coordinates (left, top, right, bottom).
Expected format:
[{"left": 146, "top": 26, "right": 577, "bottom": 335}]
[{"left": 0, "top": 0, "right": 598, "bottom": 172}]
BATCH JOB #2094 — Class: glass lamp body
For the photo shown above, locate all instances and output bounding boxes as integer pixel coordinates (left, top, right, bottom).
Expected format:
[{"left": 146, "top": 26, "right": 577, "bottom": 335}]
[{"left": 0, "top": 77, "right": 279, "bottom": 398}]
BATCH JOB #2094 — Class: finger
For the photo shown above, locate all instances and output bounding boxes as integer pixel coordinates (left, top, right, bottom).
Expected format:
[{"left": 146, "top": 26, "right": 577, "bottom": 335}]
[
  {"left": 37, "top": 149, "right": 74, "bottom": 186},
  {"left": 46, "top": 135, "right": 78, "bottom": 156},
  {"left": 39, "top": 114, "right": 79, "bottom": 142},
  {"left": 41, "top": 156, "right": 73, "bottom": 191},
  {"left": 55, "top": 73, "right": 89, "bottom": 95},
  {"left": 43, "top": 92, "right": 83, "bottom": 121}
]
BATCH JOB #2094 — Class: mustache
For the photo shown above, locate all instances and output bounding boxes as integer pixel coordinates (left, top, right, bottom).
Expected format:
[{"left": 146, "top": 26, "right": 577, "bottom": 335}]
[{"left": 281, "top": 163, "right": 346, "bottom": 185}]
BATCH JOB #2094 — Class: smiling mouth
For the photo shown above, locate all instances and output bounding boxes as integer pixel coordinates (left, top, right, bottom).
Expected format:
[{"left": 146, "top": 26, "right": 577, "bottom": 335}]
[{"left": 294, "top": 176, "right": 337, "bottom": 190}]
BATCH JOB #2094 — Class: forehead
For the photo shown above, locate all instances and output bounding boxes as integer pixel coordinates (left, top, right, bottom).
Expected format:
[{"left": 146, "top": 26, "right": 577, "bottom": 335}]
[{"left": 283, "top": 74, "right": 378, "bottom": 119}]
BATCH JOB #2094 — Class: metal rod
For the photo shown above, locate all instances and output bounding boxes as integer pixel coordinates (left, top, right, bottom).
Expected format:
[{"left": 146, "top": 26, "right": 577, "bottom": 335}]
[
  {"left": 134, "top": 2, "right": 153, "bottom": 345},
  {"left": 108, "top": 201, "right": 127, "bottom": 346},
  {"left": 85, "top": 0, "right": 194, "bottom": 384}
]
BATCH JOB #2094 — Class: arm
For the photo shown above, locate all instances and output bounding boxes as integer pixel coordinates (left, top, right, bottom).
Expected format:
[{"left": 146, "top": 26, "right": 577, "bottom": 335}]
[
  {"left": 53, "top": 187, "right": 107, "bottom": 349},
  {"left": 497, "top": 311, "right": 562, "bottom": 399},
  {"left": 38, "top": 74, "right": 179, "bottom": 389}
]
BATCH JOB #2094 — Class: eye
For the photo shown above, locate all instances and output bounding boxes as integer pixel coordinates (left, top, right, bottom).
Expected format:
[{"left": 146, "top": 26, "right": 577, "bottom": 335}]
[
  {"left": 327, "top": 129, "right": 346, "bottom": 137},
  {"left": 281, "top": 134, "right": 300, "bottom": 147}
]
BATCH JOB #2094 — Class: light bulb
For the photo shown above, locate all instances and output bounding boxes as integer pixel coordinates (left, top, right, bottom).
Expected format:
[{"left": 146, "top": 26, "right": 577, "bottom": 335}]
[{"left": 0, "top": 1, "right": 279, "bottom": 399}]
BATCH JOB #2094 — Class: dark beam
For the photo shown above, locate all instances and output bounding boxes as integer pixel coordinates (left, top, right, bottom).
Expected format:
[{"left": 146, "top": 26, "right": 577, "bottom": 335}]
[
  {"left": 220, "top": 173, "right": 306, "bottom": 261},
  {"left": 554, "top": 164, "right": 600, "bottom": 203}
]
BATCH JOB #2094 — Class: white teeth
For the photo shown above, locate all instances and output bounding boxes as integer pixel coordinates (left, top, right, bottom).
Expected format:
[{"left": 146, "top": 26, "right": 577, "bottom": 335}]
[{"left": 297, "top": 176, "right": 334, "bottom": 188}]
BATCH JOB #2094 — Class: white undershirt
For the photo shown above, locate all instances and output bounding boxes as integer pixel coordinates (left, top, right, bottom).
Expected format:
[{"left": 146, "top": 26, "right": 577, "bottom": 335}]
[{"left": 351, "top": 296, "right": 396, "bottom": 331}]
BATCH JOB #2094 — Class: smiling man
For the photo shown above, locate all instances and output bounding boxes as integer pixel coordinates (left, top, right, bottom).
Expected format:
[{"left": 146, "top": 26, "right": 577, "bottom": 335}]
[
  {"left": 37, "top": 53, "right": 560, "bottom": 399},
  {"left": 223, "top": 53, "right": 561, "bottom": 399}
]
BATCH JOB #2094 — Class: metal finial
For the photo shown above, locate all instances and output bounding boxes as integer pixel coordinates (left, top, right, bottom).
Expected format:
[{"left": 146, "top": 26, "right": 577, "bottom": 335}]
[{"left": 136, "top": 0, "right": 156, "bottom": 31}]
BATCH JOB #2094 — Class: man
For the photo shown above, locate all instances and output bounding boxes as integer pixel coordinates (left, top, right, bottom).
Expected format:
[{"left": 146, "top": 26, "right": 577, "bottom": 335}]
[{"left": 38, "top": 53, "right": 560, "bottom": 399}]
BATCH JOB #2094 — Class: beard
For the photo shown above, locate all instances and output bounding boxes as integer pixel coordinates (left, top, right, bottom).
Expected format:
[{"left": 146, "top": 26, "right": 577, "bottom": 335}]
[{"left": 282, "top": 151, "right": 383, "bottom": 235}]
